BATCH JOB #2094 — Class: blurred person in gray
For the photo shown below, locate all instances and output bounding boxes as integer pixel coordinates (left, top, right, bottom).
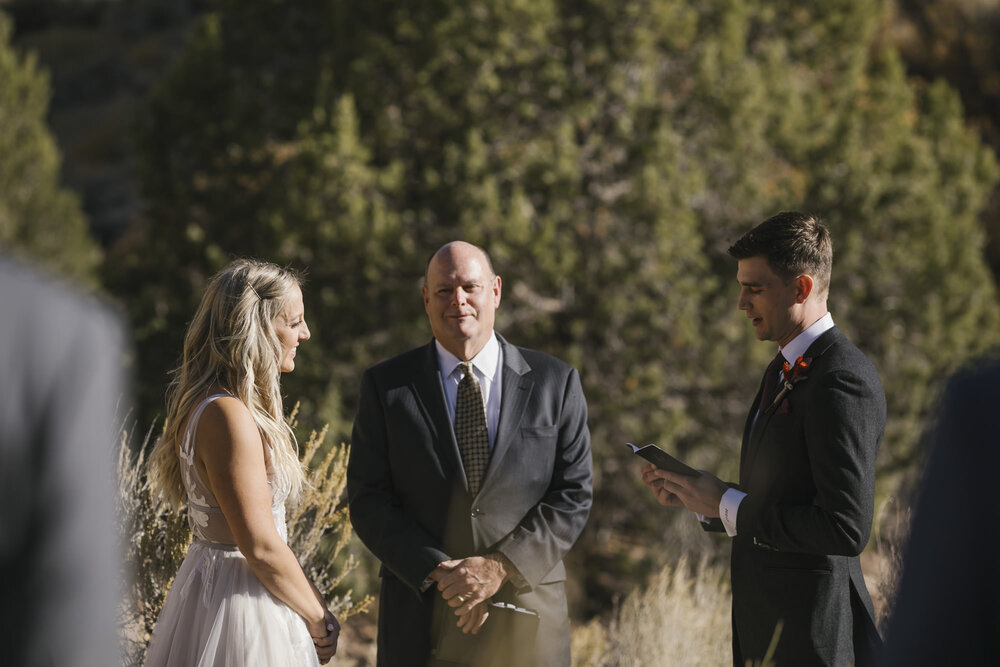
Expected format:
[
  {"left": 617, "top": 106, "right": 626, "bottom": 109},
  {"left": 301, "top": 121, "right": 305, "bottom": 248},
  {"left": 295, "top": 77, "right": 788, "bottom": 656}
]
[
  {"left": 0, "top": 255, "right": 125, "bottom": 666},
  {"left": 882, "top": 359, "right": 1000, "bottom": 666}
]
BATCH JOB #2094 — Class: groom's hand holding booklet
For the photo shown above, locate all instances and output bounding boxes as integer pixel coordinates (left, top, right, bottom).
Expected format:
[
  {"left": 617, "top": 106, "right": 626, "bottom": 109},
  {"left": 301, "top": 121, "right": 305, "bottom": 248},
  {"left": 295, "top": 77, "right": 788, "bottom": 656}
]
[{"left": 626, "top": 442, "right": 700, "bottom": 477}]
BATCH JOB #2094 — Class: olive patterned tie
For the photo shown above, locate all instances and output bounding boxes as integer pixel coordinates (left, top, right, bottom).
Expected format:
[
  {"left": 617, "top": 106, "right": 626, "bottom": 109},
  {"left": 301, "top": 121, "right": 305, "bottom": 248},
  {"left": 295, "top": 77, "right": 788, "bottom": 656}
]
[{"left": 455, "top": 362, "right": 490, "bottom": 495}]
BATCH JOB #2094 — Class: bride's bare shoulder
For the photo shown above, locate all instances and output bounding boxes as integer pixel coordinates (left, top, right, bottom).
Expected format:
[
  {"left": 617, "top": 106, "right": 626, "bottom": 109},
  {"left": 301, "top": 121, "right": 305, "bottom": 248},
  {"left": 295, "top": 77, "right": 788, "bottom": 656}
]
[{"left": 196, "top": 396, "right": 261, "bottom": 456}]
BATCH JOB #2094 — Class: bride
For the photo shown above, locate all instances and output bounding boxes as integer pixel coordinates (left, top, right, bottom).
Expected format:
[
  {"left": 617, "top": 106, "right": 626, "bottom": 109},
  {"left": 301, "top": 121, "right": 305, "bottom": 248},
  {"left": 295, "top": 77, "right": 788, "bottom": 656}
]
[{"left": 145, "top": 259, "right": 339, "bottom": 665}]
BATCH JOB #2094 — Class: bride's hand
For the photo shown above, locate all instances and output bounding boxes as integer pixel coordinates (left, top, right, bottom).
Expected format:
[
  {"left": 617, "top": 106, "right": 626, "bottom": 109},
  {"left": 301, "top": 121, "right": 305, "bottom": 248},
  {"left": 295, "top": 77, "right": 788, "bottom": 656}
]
[{"left": 310, "top": 608, "right": 340, "bottom": 664}]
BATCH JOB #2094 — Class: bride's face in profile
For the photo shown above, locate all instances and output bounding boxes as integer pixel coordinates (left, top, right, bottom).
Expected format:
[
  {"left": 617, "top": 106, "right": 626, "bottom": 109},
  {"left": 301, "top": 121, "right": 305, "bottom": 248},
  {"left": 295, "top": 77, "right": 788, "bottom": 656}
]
[{"left": 274, "top": 285, "right": 310, "bottom": 373}]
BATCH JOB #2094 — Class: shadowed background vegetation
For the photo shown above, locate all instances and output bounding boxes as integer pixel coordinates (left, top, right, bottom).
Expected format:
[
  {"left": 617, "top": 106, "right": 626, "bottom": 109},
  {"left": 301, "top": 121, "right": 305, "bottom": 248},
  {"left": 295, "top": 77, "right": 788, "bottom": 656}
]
[{"left": 3, "top": 0, "right": 999, "bottom": 660}]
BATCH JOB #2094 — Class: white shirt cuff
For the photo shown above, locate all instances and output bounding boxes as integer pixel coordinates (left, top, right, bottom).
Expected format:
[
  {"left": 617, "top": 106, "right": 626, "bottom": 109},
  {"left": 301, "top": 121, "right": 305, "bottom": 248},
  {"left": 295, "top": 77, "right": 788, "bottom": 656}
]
[{"left": 720, "top": 488, "right": 747, "bottom": 537}]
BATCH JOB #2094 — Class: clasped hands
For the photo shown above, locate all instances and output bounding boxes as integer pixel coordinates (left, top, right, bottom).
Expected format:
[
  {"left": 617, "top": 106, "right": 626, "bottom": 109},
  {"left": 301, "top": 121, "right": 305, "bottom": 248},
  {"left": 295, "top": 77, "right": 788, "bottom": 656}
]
[
  {"left": 429, "top": 554, "right": 510, "bottom": 634},
  {"left": 308, "top": 607, "right": 340, "bottom": 664},
  {"left": 640, "top": 462, "right": 728, "bottom": 517}
]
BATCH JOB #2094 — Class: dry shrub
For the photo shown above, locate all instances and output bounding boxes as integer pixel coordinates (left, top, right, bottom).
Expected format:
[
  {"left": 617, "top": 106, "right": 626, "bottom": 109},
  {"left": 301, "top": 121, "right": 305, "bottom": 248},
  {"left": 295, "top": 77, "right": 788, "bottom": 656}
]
[
  {"left": 870, "top": 496, "right": 910, "bottom": 635},
  {"left": 286, "top": 406, "right": 372, "bottom": 618},
  {"left": 116, "top": 423, "right": 190, "bottom": 667},
  {"left": 116, "top": 408, "right": 369, "bottom": 666},
  {"left": 572, "top": 556, "right": 732, "bottom": 667}
]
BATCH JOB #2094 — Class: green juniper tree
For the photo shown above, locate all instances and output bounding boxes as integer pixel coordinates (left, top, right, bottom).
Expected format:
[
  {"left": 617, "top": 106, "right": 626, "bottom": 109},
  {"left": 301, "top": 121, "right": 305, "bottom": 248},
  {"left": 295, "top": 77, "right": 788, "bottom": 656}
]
[{"left": 0, "top": 12, "right": 97, "bottom": 281}]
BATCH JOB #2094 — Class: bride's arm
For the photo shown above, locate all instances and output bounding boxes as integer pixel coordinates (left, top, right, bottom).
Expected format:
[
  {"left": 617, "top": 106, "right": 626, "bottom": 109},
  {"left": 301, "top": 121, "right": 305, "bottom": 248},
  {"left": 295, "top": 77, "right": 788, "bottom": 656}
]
[{"left": 196, "top": 397, "right": 337, "bottom": 647}]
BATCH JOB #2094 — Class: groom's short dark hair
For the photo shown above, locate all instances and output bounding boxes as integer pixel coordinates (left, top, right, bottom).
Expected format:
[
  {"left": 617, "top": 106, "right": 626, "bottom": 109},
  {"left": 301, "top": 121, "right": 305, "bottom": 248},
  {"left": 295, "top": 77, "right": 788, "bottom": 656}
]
[{"left": 728, "top": 211, "right": 833, "bottom": 295}]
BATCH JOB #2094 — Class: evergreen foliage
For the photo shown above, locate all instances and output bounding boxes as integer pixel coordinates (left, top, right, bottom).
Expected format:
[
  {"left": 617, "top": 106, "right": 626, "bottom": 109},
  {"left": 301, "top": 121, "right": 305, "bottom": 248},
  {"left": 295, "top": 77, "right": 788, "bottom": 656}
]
[
  {"left": 112, "top": 0, "right": 1000, "bottom": 608},
  {"left": 0, "top": 11, "right": 98, "bottom": 281},
  {"left": 891, "top": 0, "right": 1000, "bottom": 276}
]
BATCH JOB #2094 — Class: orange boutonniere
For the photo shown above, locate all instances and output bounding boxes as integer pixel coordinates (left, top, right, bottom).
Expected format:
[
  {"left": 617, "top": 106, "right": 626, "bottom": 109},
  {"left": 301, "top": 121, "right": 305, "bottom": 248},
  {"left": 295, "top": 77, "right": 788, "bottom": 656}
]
[{"left": 765, "top": 355, "right": 811, "bottom": 415}]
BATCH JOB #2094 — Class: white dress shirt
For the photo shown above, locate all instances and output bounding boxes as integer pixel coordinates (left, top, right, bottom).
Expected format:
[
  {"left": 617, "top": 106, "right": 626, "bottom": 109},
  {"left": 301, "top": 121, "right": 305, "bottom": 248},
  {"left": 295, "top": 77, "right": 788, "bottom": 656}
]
[
  {"left": 717, "top": 312, "right": 835, "bottom": 536},
  {"left": 425, "top": 333, "right": 526, "bottom": 590},
  {"left": 435, "top": 332, "right": 503, "bottom": 449}
]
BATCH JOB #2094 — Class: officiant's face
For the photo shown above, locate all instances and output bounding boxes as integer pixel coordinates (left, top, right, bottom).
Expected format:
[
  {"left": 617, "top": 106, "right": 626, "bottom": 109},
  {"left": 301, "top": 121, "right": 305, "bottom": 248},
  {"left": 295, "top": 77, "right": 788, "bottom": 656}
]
[
  {"left": 423, "top": 242, "right": 502, "bottom": 360},
  {"left": 736, "top": 256, "right": 802, "bottom": 347}
]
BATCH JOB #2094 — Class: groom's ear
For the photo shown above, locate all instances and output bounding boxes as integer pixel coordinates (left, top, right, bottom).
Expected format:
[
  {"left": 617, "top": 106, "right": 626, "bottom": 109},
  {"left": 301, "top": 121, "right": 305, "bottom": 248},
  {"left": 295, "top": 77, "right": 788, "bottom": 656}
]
[{"left": 794, "top": 275, "right": 814, "bottom": 303}]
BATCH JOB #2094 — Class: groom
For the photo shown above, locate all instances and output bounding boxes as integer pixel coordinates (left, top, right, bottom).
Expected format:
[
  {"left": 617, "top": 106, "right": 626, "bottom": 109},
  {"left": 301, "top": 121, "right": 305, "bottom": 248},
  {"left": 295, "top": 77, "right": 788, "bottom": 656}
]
[
  {"left": 348, "top": 241, "right": 593, "bottom": 666},
  {"left": 643, "top": 212, "right": 885, "bottom": 666}
]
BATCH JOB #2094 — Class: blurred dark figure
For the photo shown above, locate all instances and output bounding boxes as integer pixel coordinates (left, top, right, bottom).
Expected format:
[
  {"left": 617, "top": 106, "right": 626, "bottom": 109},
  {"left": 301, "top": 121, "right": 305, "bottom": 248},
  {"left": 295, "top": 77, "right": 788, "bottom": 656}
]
[
  {"left": 0, "top": 255, "right": 125, "bottom": 666},
  {"left": 883, "top": 359, "right": 1000, "bottom": 666}
]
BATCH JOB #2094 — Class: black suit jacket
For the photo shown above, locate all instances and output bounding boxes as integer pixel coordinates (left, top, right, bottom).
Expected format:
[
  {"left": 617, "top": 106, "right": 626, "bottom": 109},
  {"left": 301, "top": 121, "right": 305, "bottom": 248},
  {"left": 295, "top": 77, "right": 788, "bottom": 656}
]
[
  {"left": 348, "top": 334, "right": 593, "bottom": 667},
  {"left": 715, "top": 326, "right": 885, "bottom": 666},
  {"left": 882, "top": 360, "right": 1000, "bottom": 666}
]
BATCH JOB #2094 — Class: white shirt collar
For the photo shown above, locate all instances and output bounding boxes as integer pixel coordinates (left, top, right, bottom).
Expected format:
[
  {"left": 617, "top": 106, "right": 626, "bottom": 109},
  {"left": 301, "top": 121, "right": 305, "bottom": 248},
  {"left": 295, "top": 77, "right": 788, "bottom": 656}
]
[
  {"left": 435, "top": 332, "right": 501, "bottom": 380},
  {"left": 779, "top": 312, "right": 834, "bottom": 364}
]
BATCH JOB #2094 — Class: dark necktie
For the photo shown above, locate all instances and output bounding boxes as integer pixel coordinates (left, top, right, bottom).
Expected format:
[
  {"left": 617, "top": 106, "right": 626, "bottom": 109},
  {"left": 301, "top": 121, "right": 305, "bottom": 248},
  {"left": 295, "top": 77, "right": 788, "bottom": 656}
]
[
  {"left": 455, "top": 362, "right": 490, "bottom": 495},
  {"left": 757, "top": 352, "right": 786, "bottom": 416}
]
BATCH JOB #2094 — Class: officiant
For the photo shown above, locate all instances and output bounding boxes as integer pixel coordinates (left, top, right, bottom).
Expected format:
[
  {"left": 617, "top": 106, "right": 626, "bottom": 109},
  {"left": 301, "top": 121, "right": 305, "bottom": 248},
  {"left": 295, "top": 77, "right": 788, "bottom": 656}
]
[{"left": 347, "top": 241, "right": 593, "bottom": 666}]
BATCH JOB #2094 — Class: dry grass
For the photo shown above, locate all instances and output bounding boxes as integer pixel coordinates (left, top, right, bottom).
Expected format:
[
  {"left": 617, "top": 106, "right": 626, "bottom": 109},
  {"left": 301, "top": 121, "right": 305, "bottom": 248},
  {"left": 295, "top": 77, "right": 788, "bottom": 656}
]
[
  {"left": 116, "top": 408, "right": 370, "bottom": 666},
  {"left": 572, "top": 533, "right": 906, "bottom": 667},
  {"left": 572, "top": 555, "right": 733, "bottom": 667}
]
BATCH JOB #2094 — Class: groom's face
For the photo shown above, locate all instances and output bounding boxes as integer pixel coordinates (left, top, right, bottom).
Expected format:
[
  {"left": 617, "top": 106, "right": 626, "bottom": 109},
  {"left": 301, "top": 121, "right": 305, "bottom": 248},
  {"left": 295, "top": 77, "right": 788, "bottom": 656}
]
[
  {"left": 422, "top": 243, "right": 502, "bottom": 361},
  {"left": 736, "top": 256, "right": 803, "bottom": 347}
]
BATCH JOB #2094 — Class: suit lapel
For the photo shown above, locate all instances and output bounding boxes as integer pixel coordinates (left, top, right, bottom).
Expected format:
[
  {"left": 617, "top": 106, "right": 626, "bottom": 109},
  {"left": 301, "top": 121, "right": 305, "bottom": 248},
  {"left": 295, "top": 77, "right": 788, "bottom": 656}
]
[
  {"left": 740, "top": 327, "right": 842, "bottom": 486},
  {"left": 482, "top": 335, "right": 533, "bottom": 490},
  {"left": 742, "top": 392, "right": 777, "bottom": 486},
  {"left": 409, "top": 341, "right": 468, "bottom": 490},
  {"left": 739, "top": 377, "right": 768, "bottom": 486}
]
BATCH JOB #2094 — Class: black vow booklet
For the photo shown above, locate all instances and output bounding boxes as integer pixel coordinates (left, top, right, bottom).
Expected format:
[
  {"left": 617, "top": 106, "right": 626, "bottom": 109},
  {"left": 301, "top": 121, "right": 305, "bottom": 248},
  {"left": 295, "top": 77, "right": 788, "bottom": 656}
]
[
  {"left": 626, "top": 442, "right": 701, "bottom": 477},
  {"left": 432, "top": 601, "right": 540, "bottom": 667}
]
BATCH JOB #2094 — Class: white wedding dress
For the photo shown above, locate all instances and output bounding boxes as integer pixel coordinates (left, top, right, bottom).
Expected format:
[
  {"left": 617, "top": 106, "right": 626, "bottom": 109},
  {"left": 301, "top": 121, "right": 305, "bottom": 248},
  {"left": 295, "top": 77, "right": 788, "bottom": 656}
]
[{"left": 145, "top": 395, "right": 319, "bottom": 666}]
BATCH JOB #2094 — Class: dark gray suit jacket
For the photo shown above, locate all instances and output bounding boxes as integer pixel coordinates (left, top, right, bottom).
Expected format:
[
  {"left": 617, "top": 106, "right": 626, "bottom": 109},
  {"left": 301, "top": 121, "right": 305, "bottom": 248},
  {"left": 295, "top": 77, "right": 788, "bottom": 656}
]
[
  {"left": 717, "top": 326, "right": 885, "bottom": 666},
  {"left": 348, "top": 334, "right": 593, "bottom": 667},
  {"left": 0, "top": 256, "right": 124, "bottom": 667}
]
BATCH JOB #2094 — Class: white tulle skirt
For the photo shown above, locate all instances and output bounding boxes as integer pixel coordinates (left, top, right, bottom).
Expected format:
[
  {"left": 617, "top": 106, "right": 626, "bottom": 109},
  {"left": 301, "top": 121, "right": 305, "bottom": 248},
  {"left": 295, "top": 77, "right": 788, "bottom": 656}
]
[{"left": 145, "top": 540, "right": 319, "bottom": 667}]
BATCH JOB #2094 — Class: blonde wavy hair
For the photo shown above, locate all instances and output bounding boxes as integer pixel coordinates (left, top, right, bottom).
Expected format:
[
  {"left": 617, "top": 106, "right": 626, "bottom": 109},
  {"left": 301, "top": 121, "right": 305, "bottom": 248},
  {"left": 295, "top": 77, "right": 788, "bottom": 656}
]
[{"left": 148, "top": 258, "right": 307, "bottom": 511}]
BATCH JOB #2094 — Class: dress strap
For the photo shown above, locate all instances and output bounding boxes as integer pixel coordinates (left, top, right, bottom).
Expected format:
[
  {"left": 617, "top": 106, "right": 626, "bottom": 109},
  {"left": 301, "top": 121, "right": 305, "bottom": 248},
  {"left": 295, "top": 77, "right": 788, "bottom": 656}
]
[{"left": 180, "top": 393, "right": 231, "bottom": 459}]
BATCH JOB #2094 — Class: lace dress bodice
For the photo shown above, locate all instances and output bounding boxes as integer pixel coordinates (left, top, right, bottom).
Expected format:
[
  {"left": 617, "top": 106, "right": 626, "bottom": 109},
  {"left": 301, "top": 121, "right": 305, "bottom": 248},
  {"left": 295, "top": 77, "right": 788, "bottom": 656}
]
[{"left": 178, "top": 394, "right": 289, "bottom": 545}]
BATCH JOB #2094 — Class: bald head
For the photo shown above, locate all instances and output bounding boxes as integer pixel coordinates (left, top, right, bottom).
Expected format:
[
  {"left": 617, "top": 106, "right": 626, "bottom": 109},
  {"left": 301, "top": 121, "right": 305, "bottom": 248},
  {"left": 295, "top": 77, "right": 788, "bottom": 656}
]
[
  {"left": 424, "top": 242, "right": 495, "bottom": 286},
  {"left": 421, "top": 241, "right": 502, "bottom": 360}
]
